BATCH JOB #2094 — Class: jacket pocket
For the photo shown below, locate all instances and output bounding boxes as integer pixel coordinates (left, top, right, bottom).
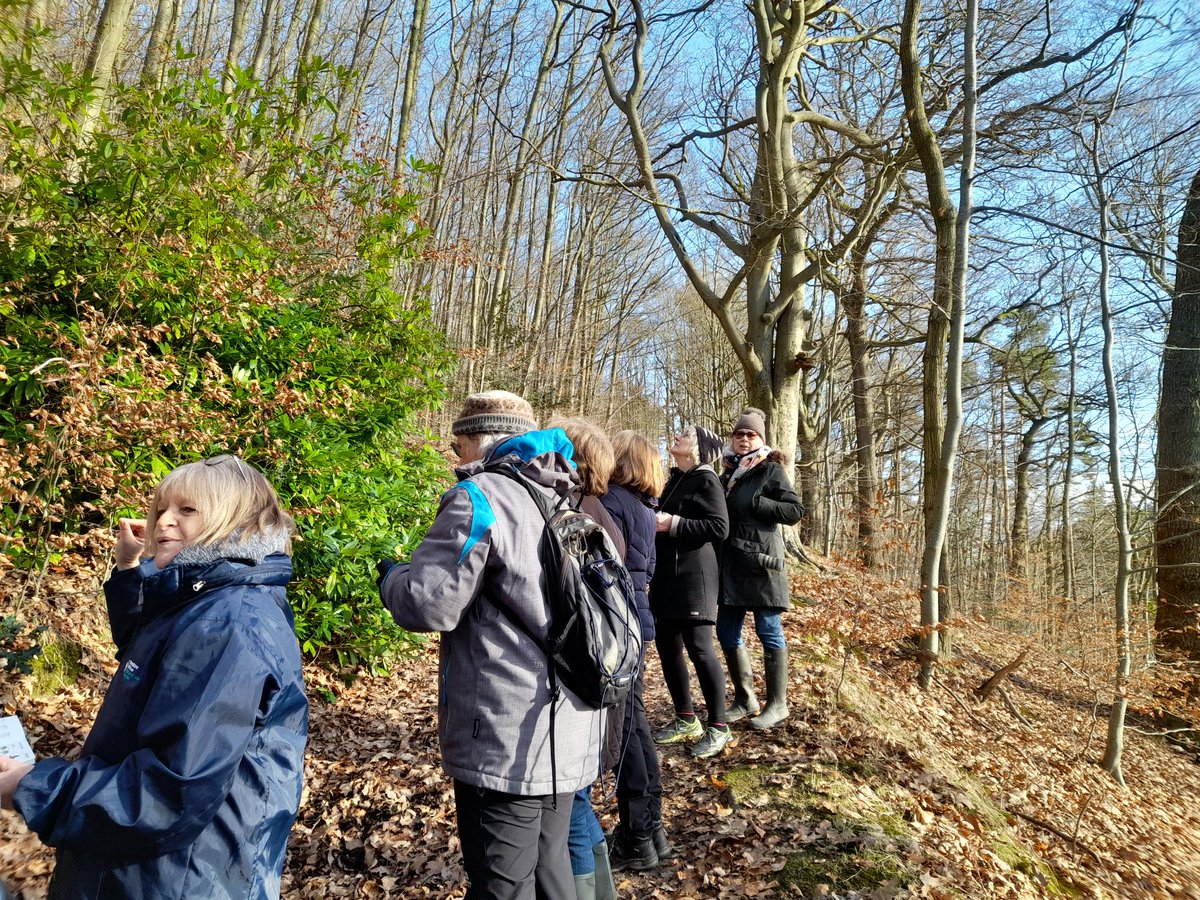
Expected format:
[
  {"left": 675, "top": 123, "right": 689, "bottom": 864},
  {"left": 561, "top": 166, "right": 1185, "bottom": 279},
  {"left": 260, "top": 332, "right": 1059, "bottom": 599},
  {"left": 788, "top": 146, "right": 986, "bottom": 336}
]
[{"left": 729, "top": 537, "right": 785, "bottom": 573}]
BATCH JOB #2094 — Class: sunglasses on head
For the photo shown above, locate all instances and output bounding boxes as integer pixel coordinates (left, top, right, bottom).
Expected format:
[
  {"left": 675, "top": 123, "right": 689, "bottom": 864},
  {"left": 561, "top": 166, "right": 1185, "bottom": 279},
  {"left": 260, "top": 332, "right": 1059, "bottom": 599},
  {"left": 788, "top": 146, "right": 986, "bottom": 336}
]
[{"left": 203, "top": 454, "right": 251, "bottom": 481}]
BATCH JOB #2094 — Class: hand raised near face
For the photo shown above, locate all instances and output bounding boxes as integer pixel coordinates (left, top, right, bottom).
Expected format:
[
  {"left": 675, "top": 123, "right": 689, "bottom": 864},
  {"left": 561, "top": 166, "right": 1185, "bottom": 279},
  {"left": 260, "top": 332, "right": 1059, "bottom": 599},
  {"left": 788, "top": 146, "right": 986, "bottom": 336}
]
[{"left": 115, "top": 518, "right": 147, "bottom": 570}]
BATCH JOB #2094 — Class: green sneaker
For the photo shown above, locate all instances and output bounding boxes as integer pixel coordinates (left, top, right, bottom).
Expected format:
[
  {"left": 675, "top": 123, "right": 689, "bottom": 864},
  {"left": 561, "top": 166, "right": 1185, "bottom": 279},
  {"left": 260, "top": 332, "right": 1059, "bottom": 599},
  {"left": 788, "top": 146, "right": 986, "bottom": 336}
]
[
  {"left": 653, "top": 716, "right": 703, "bottom": 744},
  {"left": 690, "top": 725, "right": 733, "bottom": 759}
]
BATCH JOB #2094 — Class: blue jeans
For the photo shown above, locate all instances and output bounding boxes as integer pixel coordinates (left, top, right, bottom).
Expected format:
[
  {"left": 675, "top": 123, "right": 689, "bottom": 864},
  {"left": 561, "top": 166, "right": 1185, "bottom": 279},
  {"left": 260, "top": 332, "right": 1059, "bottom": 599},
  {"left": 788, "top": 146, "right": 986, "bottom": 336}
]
[
  {"left": 717, "top": 605, "right": 786, "bottom": 651},
  {"left": 568, "top": 788, "right": 604, "bottom": 875}
]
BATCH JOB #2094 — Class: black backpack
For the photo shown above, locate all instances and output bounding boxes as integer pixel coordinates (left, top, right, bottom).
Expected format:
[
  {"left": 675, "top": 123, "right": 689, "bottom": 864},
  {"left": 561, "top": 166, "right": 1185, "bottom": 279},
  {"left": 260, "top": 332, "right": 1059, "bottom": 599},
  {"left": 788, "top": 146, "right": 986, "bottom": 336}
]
[{"left": 490, "top": 464, "right": 643, "bottom": 710}]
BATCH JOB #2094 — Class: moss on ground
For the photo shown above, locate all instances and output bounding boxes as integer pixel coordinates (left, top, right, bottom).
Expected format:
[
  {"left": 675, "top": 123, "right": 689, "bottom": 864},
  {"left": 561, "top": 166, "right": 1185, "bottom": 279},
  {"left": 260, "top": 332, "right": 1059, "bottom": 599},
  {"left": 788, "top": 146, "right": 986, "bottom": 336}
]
[
  {"left": 778, "top": 846, "right": 911, "bottom": 896},
  {"left": 723, "top": 647, "right": 1079, "bottom": 898},
  {"left": 726, "top": 759, "right": 917, "bottom": 895},
  {"left": 30, "top": 639, "right": 83, "bottom": 696},
  {"left": 993, "top": 834, "right": 1079, "bottom": 897}
]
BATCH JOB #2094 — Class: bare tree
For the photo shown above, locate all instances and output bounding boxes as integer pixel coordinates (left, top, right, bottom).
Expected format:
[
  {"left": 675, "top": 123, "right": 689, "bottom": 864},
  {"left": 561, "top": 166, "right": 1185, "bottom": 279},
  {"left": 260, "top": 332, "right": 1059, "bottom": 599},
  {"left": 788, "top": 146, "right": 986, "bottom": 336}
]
[
  {"left": 593, "top": 0, "right": 897, "bottom": 475},
  {"left": 900, "top": 0, "right": 978, "bottom": 680}
]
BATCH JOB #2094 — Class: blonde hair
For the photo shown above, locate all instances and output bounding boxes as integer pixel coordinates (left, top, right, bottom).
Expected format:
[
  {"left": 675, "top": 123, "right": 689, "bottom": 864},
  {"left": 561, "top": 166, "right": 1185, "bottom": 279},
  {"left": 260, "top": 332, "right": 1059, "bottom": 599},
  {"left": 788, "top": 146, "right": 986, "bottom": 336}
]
[
  {"left": 611, "top": 430, "right": 665, "bottom": 496},
  {"left": 550, "top": 417, "right": 614, "bottom": 497},
  {"left": 144, "top": 455, "right": 296, "bottom": 556}
]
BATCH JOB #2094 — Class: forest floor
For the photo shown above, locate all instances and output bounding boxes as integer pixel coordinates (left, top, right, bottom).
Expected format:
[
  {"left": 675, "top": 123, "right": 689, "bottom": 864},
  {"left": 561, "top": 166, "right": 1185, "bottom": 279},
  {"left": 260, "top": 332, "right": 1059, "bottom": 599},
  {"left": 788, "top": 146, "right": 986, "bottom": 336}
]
[{"left": 2, "top": 555, "right": 1200, "bottom": 898}]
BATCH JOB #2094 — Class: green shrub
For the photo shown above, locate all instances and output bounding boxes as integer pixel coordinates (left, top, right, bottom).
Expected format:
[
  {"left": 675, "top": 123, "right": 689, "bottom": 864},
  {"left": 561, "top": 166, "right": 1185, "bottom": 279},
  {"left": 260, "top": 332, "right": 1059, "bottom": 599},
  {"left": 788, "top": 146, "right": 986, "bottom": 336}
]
[{"left": 0, "top": 36, "right": 451, "bottom": 670}]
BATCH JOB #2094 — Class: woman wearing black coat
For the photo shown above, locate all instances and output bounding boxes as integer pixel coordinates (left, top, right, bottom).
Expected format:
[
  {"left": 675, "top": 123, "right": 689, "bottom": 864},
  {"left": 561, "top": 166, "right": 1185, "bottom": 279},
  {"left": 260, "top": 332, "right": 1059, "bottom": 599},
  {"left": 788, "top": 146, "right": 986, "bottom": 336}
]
[
  {"left": 650, "top": 425, "right": 731, "bottom": 760},
  {"left": 718, "top": 408, "right": 805, "bottom": 731}
]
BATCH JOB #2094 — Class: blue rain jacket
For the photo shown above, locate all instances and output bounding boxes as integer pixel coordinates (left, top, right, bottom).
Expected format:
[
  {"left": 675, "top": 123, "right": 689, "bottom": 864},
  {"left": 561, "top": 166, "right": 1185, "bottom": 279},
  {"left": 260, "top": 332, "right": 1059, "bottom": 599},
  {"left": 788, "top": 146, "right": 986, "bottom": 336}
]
[{"left": 14, "top": 553, "right": 308, "bottom": 899}]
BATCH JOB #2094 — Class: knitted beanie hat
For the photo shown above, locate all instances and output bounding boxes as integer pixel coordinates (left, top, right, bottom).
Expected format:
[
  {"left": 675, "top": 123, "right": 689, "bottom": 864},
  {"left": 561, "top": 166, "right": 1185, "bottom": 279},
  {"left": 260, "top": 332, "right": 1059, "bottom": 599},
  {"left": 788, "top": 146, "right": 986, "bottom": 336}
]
[
  {"left": 452, "top": 390, "right": 538, "bottom": 436},
  {"left": 695, "top": 426, "right": 724, "bottom": 467},
  {"left": 733, "top": 407, "right": 767, "bottom": 439}
]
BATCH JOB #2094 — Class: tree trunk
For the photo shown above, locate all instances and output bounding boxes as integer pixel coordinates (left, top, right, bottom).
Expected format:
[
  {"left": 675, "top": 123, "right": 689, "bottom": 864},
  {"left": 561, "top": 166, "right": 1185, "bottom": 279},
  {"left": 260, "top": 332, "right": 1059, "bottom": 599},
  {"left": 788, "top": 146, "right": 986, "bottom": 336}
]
[
  {"left": 1093, "top": 130, "right": 1132, "bottom": 785},
  {"left": 24, "top": 0, "right": 51, "bottom": 31},
  {"left": 247, "top": 0, "right": 276, "bottom": 83},
  {"left": 901, "top": 0, "right": 977, "bottom": 683},
  {"left": 1155, "top": 166, "right": 1200, "bottom": 701},
  {"left": 141, "top": 0, "right": 178, "bottom": 88},
  {"left": 843, "top": 239, "right": 884, "bottom": 568},
  {"left": 78, "top": 0, "right": 137, "bottom": 143},
  {"left": 221, "top": 0, "right": 251, "bottom": 94},
  {"left": 1010, "top": 416, "right": 1050, "bottom": 581},
  {"left": 291, "top": 0, "right": 328, "bottom": 137},
  {"left": 393, "top": 0, "right": 429, "bottom": 174},
  {"left": 1061, "top": 301, "right": 1079, "bottom": 625}
]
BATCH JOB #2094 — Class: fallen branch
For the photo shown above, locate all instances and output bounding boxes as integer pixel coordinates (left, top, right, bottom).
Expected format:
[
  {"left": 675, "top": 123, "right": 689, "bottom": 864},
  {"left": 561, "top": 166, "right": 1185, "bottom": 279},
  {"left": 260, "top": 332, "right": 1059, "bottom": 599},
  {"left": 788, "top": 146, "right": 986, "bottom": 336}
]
[
  {"left": 1009, "top": 808, "right": 1102, "bottom": 864},
  {"left": 934, "top": 674, "right": 995, "bottom": 732},
  {"left": 1126, "top": 725, "right": 1197, "bottom": 737},
  {"left": 975, "top": 650, "right": 1028, "bottom": 701},
  {"left": 996, "top": 684, "right": 1033, "bottom": 728},
  {"left": 785, "top": 536, "right": 827, "bottom": 571}
]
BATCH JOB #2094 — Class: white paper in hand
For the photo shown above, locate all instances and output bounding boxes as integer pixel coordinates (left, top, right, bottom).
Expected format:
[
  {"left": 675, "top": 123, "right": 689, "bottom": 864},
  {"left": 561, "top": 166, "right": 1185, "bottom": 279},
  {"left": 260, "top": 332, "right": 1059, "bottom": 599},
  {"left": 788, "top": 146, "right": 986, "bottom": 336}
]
[{"left": 0, "top": 715, "right": 35, "bottom": 764}]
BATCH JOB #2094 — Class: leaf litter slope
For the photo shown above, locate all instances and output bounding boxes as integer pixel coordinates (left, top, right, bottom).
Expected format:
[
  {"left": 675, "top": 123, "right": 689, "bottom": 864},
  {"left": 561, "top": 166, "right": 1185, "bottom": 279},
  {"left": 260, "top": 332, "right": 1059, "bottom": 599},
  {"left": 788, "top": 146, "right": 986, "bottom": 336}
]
[{"left": 2, "top": 557, "right": 1200, "bottom": 898}]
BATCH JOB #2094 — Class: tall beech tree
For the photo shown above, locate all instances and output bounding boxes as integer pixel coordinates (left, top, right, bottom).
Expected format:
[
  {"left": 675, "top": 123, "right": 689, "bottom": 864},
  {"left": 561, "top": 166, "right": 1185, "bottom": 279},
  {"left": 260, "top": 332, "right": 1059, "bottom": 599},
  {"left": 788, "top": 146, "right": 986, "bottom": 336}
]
[
  {"left": 900, "top": 0, "right": 977, "bottom": 678},
  {"left": 1155, "top": 166, "right": 1200, "bottom": 700}
]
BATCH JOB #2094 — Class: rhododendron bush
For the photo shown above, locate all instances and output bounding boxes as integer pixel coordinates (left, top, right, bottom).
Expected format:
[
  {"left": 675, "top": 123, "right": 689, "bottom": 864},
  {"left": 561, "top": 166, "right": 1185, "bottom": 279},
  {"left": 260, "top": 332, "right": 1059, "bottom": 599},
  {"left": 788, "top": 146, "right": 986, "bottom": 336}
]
[{"left": 0, "top": 38, "right": 450, "bottom": 670}]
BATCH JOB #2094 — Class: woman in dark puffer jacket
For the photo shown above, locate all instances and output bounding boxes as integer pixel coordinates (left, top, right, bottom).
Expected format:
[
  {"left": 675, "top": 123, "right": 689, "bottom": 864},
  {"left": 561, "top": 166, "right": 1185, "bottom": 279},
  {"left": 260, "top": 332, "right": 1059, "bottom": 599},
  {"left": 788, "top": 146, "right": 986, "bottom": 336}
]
[
  {"left": 600, "top": 430, "right": 668, "bottom": 872},
  {"left": 718, "top": 407, "right": 805, "bottom": 731}
]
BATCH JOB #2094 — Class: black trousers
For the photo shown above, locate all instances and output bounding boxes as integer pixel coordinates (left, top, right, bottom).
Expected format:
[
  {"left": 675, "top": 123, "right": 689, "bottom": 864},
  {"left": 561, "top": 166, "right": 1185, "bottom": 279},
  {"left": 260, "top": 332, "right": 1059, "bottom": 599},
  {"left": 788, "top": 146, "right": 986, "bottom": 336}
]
[
  {"left": 655, "top": 619, "right": 727, "bottom": 726},
  {"left": 614, "top": 667, "right": 662, "bottom": 835},
  {"left": 454, "top": 780, "right": 575, "bottom": 900}
]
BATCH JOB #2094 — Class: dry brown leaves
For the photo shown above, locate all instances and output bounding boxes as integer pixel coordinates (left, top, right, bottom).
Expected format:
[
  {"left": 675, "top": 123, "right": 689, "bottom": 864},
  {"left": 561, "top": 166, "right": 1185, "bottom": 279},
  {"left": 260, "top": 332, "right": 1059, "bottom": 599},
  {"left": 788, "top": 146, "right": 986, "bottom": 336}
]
[{"left": 3, "top": 555, "right": 1200, "bottom": 898}]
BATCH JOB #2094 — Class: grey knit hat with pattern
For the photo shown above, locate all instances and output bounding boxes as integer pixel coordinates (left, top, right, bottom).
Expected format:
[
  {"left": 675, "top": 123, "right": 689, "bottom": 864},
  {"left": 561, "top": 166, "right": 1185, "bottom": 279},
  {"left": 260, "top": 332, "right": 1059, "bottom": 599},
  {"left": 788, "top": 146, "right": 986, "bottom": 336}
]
[
  {"left": 452, "top": 390, "right": 538, "bottom": 436},
  {"left": 695, "top": 426, "right": 724, "bottom": 467},
  {"left": 732, "top": 407, "right": 767, "bottom": 439}
]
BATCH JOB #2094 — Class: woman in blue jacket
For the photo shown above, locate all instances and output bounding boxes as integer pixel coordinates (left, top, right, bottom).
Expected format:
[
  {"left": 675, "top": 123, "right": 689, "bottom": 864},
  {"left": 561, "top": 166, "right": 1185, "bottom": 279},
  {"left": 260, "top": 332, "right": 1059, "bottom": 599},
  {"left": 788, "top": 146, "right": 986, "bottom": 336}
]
[
  {"left": 601, "top": 430, "right": 669, "bottom": 872},
  {"left": 0, "top": 455, "right": 308, "bottom": 899}
]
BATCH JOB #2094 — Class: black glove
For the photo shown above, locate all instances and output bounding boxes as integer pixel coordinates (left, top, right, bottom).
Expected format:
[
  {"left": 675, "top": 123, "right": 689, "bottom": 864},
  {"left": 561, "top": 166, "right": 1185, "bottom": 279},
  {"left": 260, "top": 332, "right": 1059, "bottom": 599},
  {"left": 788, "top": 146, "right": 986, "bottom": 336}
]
[{"left": 376, "top": 559, "right": 397, "bottom": 588}]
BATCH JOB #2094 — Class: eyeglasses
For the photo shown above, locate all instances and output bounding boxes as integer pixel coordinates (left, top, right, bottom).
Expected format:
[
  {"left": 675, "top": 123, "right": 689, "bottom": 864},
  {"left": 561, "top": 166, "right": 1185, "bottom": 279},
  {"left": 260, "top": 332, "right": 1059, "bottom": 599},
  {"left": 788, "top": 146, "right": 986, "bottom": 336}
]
[
  {"left": 733, "top": 430, "right": 759, "bottom": 439},
  {"left": 450, "top": 440, "right": 463, "bottom": 457}
]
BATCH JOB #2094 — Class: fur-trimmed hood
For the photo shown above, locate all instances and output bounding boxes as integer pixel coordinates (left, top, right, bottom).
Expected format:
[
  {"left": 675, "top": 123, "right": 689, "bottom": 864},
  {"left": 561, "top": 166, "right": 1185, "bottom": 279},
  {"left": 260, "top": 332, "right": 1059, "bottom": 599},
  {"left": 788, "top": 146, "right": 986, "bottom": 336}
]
[
  {"left": 171, "top": 529, "right": 292, "bottom": 567},
  {"left": 128, "top": 530, "right": 294, "bottom": 625},
  {"left": 722, "top": 447, "right": 788, "bottom": 470}
]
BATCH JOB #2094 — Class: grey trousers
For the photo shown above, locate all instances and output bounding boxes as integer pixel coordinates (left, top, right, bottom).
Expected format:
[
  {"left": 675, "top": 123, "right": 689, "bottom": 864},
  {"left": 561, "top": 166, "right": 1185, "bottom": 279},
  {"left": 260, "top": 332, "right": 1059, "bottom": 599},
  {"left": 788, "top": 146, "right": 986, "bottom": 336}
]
[{"left": 454, "top": 780, "right": 575, "bottom": 900}]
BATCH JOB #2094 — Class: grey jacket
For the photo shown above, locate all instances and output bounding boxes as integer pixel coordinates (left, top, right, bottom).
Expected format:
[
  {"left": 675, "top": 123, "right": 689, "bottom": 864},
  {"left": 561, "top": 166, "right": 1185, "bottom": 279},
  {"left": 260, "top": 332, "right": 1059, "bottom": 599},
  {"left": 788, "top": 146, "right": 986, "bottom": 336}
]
[{"left": 380, "top": 428, "right": 604, "bottom": 796}]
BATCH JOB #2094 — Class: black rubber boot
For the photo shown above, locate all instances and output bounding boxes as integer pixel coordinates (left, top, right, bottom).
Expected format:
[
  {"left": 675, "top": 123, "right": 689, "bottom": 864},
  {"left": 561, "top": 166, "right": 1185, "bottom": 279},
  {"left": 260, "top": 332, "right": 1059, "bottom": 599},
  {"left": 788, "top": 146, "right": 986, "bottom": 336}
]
[
  {"left": 609, "top": 823, "right": 659, "bottom": 871},
  {"left": 747, "top": 647, "right": 790, "bottom": 730},
  {"left": 723, "top": 646, "right": 760, "bottom": 722}
]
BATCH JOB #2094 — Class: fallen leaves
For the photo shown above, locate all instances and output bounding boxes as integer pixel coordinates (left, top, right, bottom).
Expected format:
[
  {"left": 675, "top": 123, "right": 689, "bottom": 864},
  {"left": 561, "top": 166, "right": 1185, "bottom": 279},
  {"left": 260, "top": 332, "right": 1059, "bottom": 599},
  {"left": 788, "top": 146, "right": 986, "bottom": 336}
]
[{"left": 4, "top": 557, "right": 1200, "bottom": 897}]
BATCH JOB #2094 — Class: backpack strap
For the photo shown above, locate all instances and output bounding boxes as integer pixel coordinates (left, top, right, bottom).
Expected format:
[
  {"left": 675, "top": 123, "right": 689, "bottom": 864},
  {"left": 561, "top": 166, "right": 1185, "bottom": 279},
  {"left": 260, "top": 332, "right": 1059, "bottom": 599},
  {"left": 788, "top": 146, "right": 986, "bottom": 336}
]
[
  {"left": 485, "top": 459, "right": 575, "bottom": 520},
  {"left": 475, "top": 460, "right": 571, "bottom": 805}
]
